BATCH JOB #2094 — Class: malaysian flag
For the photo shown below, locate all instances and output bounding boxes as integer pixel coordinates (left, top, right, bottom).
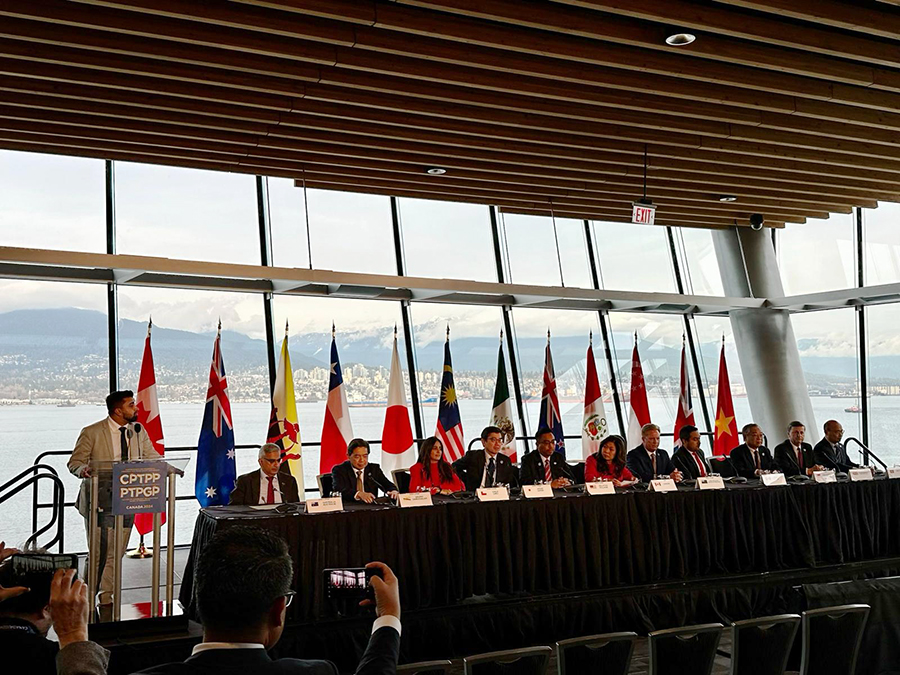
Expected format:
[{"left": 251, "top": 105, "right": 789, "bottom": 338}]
[
  {"left": 538, "top": 330, "right": 565, "bottom": 457},
  {"left": 195, "top": 322, "right": 236, "bottom": 507},
  {"left": 436, "top": 327, "right": 465, "bottom": 462}
]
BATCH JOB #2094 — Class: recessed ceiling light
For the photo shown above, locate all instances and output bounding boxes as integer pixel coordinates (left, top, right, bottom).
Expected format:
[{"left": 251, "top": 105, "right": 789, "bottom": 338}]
[
  {"left": 718, "top": 195, "right": 738, "bottom": 202},
  {"left": 666, "top": 33, "right": 696, "bottom": 46},
  {"left": 425, "top": 167, "right": 447, "bottom": 175}
]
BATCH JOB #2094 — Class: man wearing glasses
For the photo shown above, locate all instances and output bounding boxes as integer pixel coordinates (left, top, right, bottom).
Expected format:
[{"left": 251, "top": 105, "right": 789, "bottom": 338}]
[
  {"left": 453, "top": 426, "right": 519, "bottom": 492},
  {"left": 519, "top": 428, "right": 574, "bottom": 487},
  {"left": 229, "top": 443, "right": 300, "bottom": 505},
  {"left": 135, "top": 526, "right": 401, "bottom": 674}
]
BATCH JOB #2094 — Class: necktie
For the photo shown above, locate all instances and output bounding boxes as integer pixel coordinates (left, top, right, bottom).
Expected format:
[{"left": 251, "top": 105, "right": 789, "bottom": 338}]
[
  {"left": 356, "top": 470, "right": 363, "bottom": 495},
  {"left": 650, "top": 452, "right": 657, "bottom": 476},
  {"left": 544, "top": 458, "right": 551, "bottom": 482},
  {"left": 835, "top": 443, "right": 843, "bottom": 461},
  {"left": 266, "top": 476, "right": 275, "bottom": 504},
  {"left": 487, "top": 457, "right": 496, "bottom": 487},
  {"left": 692, "top": 451, "right": 706, "bottom": 477},
  {"left": 119, "top": 426, "right": 128, "bottom": 461},
  {"left": 754, "top": 450, "right": 760, "bottom": 471},
  {"left": 796, "top": 447, "right": 804, "bottom": 470}
]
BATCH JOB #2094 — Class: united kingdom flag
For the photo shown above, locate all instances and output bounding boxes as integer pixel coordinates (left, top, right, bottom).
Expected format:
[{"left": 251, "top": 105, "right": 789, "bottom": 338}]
[
  {"left": 538, "top": 331, "right": 566, "bottom": 457},
  {"left": 195, "top": 324, "right": 236, "bottom": 507}
]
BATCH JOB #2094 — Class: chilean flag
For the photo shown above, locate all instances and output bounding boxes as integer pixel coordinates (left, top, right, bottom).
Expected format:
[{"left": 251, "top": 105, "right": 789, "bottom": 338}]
[
  {"left": 626, "top": 334, "right": 651, "bottom": 449},
  {"left": 673, "top": 338, "right": 696, "bottom": 448},
  {"left": 380, "top": 329, "right": 415, "bottom": 474},
  {"left": 319, "top": 327, "right": 354, "bottom": 474},
  {"left": 134, "top": 320, "right": 165, "bottom": 535}
]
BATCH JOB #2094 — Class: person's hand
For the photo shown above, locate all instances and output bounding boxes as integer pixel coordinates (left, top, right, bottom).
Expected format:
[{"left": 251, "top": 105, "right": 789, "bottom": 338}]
[
  {"left": 611, "top": 479, "right": 623, "bottom": 488},
  {"left": 0, "top": 541, "right": 19, "bottom": 564},
  {"left": 356, "top": 491, "right": 376, "bottom": 504},
  {"left": 0, "top": 541, "right": 29, "bottom": 602},
  {"left": 80, "top": 466, "right": 92, "bottom": 478},
  {"left": 360, "top": 561, "right": 400, "bottom": 620},
  {"left": 387, "top": 490, "right": 400, "bottom": 500},
  {"left": 439, "top": 489, "right": 452, "bottom": 495},
  {"left": 550, "top": 477, "right": 570, "bottom": 489},
  {"left": 49, "top": 569, "right": 89, "bottom": 648},
  {"left": 670, "top": 469, "right": 683, "bottom": 483}
]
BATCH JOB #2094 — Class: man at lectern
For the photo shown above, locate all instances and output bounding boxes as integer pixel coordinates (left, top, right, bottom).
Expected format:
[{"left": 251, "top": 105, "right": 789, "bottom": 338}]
[{"left": 67, "top": 390, "right": 156, "bottom": 606}]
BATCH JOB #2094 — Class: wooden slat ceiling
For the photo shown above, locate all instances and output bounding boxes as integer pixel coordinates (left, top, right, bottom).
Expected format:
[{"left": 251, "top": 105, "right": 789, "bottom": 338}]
[{"left": 3, "top": 2, "right": 900, "bottom": 228}]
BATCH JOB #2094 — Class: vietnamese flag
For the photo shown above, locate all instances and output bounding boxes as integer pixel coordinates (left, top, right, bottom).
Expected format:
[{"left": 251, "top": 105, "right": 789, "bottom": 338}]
[
  {"left": 319, "top": 325, "right": 354, "bottom": 474},
  {"left": 713, "top": 338, "right": 739, "bottom": 456},
  {"left": 380, "top": 328, "right": 416, "bottom": 475},
  {"left": 626, "top": 334, "right": 651, "bottom": 449},
  {"left": 134, "top": 320, "right": 165, "bottom": 536}
]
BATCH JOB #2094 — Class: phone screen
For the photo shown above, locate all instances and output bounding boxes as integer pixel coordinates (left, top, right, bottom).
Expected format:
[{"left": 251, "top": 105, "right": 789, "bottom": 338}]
[{"left": 323, "top": 567, "right": 374, "bottom": 600}]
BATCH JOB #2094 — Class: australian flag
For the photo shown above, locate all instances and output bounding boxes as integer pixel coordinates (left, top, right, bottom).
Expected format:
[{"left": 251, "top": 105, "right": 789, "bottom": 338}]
[
  {"left": 195, "top": 327, "right": 236, "bottom": 507},
  {"left": 538, "top": 334, "right": 566, "bottom": 457},
  {"left": 436, "top": 330, "right": 465, "bottom": 462}
]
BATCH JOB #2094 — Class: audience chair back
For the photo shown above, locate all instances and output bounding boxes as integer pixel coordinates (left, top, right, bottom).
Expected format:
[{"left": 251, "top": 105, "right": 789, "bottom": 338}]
[
  {"left": 568, "top": 461, "right": 586, "bottom": 485},
  {"left": 463, "top": 646, "right": 552, "bottom": 675},
  {"left": 392, "top": 469, "right": 411, "bottom": 494},
  {"left": 649, "top": 623, "right": 723, "bottom": 675},
  {"left": 316, "top": 473, "right": 333, "bottom": 498},
  {"left": 397, "top": 660, "right": 454, "bottom": 675},
  {"left": 556, "top": 631, "right": 637, "bottom": 675},
  {"left": 800, "top": 604, "right": 870, "bottom": 675},
  {"left": 729, "top": 614, "right": 800, "bottom": 675}
]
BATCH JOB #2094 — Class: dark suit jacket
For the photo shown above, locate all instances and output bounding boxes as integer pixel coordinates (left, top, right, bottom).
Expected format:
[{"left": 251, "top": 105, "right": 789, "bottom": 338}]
[
  {"left": 453, "top": 449, "right": 519, "bottom": 492},
  {"left": 134, "top": 625, "right": 400, "bottom": 675},
  {"left": 626, "top": 445, "right": 676, "bottom": 483},
  {"left": 230, "top": 469, "right": 300, "bottom": 505},
  {"left": 331, "top": 461, "right": 397, "bottom": 502},
  {"left": 813, "top": 438, "right": 859, "bottom": 473},
  {"left": 519, "top": 450, "right": 575, "bottom": 485},
  {"left": 672, "top": 446, "right": 712, "bottom": 480},
  {"left": 773, "top": 440, "right": 814, "bottom": 477},
  {"left": 0, "top": 618, "right": 58, "bottom": 675},
  {"left": 730, "top": 443, "right": 775, "bottom": 479}
]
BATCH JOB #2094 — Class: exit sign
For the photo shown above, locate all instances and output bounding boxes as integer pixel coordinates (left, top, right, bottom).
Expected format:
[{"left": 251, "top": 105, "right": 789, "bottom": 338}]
[{"left": 632, "top": 202, "right": 656, "bottom": 225}]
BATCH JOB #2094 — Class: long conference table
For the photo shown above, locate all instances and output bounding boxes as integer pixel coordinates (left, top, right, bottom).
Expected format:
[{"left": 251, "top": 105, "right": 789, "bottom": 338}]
[{"left": 180, "top": 477, "right": 900, "bottom": 624}]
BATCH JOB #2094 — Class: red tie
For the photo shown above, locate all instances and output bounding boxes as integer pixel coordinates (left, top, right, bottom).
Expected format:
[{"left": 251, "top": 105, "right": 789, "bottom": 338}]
[
  {"left": 797, "top": 447, "right": 804, "bottom": 470},
  {"left": 266, "top": 476, "right": 275, "bottom": 504},
  {"left": 692, "top": 451, "right": 706, "bottom": 477},
  {"left": 544, "top": 458, "right": 552, "bottom": 482}
]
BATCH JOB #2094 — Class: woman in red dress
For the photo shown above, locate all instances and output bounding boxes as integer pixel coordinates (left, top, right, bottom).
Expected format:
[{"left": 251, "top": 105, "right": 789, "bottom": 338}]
[
  {"left": 585, "top": 434, "right": 635, "bottom": 486},
  {"left": 408, "top": 436, "right": 465, "bottom": 494}
]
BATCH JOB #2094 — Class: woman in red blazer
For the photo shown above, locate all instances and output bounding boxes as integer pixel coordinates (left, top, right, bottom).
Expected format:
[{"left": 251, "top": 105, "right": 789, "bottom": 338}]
[
  {"left": 408, "top": 437, "right": 465, "bottom": 494},
  {"left": 585, "top": 434, "right": 635, "bottom": 486}
]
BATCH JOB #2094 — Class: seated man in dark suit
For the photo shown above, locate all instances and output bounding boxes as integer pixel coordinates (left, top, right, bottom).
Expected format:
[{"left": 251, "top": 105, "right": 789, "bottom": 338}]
[
  {"left": 332, "top": 439, "right": 399, "bottom": 504},
  {"left": 773, "top": 420, "right": 822, "bottom": 477},
  {"left": 519, "top": 427, "right": 575, "bottom": 487},
  {"left": 453, "top": 426, "right": 519, "bottom": 492},
  {"left": 134, "top": 526, "right": 401, "bottom": 675},
  {"left": 813, "top": 419, "right": 860, "bottom": 473},
  {"left": 672, "top": 425, "right": 711, "bottom": 480},
  {"left": 730, "top": 423, "right": 775, "bottom": 479},
  {"left": 626, "top": 423, "right": 683, "bottom": 484},
  {"left": 230, "top": 443, "right": 300, "bottom": 505}
]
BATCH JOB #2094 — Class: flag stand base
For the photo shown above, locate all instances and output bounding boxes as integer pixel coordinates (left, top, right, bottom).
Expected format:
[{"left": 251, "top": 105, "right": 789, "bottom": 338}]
[{"left": 126, "top": 538, "right": 153, "bottom": 559}]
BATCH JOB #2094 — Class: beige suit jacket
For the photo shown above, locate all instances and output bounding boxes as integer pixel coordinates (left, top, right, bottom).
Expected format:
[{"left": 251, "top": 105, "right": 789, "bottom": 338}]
[{"left": 68, "top": 418, "right": 156, "bottom": 516}]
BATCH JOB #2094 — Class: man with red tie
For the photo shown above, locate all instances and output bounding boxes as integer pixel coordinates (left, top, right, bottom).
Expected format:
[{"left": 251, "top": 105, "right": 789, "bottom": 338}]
[
  {"left": 672, "top": 425, "right": 712, "bottom": 480},
  {"left": 773, "top": 421, "right": 821, "bottom": 477},
  {"left": 519, "top": 428, "right": 575, "bottom": 488},
  {"left": 229, "top": 443, "right": 300, "bottom": 505}
]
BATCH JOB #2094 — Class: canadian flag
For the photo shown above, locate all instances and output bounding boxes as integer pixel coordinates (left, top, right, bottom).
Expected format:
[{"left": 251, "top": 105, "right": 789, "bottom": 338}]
[
  {"left": 134, "top": 321, "right": 165, "bottom": 536},
  {"left": 626, "top": 335, "right": 651, "bottom": 449},
  {"left": 673, "top": 338, "right": 696, "bottom": 448},
  {"left": 380, "top": 330, "right": 416, "bottom": 474}
]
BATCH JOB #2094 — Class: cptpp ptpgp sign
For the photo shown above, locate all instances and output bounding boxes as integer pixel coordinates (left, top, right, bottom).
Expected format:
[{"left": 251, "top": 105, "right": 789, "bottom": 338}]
[{"left": 112, "top": 461, "right": 167, "bottom": 515}]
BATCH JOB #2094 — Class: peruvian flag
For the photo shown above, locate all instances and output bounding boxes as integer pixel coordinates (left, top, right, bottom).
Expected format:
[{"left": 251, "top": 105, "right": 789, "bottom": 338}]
[
  {"left": 713, "top": 338, "right": 739, "bottom": 457},
  {"left": 626, "top": 335, "right": 651, "bottom": 449},
  {"left": 581, "top": 338, "right": 609, "bottom": 460},
  {"left": 380, "top": 330, "right": 415, "bottom": 474},
  {"left": 134, "top": 321, "right": 165, "bottom": 535},
  {"left": 319, "top": 327, "right": 354, "bottom": 474},
  {"left": 673, "top": 338, "right": 696, "bottom": 448}
]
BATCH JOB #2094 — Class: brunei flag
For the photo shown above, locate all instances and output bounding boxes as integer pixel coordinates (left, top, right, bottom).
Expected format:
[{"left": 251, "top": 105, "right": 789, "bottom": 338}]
[{"left": 267, "top": 322, "right": 304, "bottom": 493}]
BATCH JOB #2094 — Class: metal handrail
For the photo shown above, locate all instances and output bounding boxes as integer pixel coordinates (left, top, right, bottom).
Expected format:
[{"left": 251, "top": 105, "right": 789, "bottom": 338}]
[
  {"left": 844, "top": 436, "right": 888, "bottom": 470},
  {"left": 2, "top": 464, "right": 66, "bottom": 552}
]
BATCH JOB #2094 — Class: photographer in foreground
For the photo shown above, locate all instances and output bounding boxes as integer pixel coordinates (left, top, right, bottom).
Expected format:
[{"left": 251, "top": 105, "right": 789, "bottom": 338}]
[{"left": 134, "top": 526, "right": 400, "bottom": 675}]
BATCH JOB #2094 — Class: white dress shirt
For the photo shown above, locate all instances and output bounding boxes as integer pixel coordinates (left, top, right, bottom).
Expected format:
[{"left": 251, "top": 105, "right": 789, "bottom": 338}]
[
  {"left": 106, "top": 417, "right": 123, "bottom": 462},
  {"left": 258, "top": 472, "right": 283, "bottom": 504},
  {"left": 481, "top": 452, "right": 501, "bottom": 487}
]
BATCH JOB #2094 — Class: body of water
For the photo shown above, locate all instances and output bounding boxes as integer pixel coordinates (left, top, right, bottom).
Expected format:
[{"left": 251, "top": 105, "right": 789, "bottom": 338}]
[{"left": 1, "top": 396, "right": 893, "bottom": 551}]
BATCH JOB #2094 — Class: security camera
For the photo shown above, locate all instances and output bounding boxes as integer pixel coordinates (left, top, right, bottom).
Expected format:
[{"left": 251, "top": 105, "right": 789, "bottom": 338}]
[{"left": 749, "top": 214, "right": 764, "bottom": 231}]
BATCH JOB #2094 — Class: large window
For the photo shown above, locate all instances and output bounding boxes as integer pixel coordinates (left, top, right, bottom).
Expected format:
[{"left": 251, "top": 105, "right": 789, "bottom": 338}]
[
  {"left": 778, "top": 214, "right": 856, "bottom": 295},
  {"left": 502, "top": 213, "right": 592, "bottom": 288},
  {"left": 864, "top": 304, "right": 900, "bottom": 466},
  {"left": 672, "top": 227, "right": 725, "bottom": 297},
  {"left": 591, "top": 220, "right": 677, "bottom": 292},
  {"left": 691, "top": 315, "right": 750, "bottom": 436},
  {"left": 862, "top": 202, "right": 900, "bottom": 287},
  {"left": 0, "top": 150, "right": 105, "bottom": 253}
]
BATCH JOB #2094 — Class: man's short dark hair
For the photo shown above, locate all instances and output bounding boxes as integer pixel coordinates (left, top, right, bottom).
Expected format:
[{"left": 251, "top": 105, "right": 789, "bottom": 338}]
[
  {"left": 195, "top": 526, "right": 293, "bottom": 632},
  {"left": 481, "top": 426, "right": 501, "bottom": 440},
  {"left": 535, "top": 427, "right": 555, "bottom": 442},
  {"left": 678, "top": 425, "right": 698, "bottom": 442},
  {"left": 0, "top": 556, "right": 53, "bottom": 617},
  {"left": 347, "top": 438, "right": 370, "bottom": 456},
  {"left": 788, "top": 420, "right": 804, "bottom": 432},
  {"left": 106, "top": 390, "right": 134, "bottom": 414}
]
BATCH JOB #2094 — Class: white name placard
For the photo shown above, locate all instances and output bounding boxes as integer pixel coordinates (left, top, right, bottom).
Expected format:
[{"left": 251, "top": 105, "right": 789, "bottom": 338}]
[
  {"left": 585, "top": 481, "right": 616, "bottom": 496},
  {"left": 477, "top": 486, "right": 510, "bottom": 502},
  {"left": 761, "top": 473, "right": 787, "bottom": 487},
  {"left": 399, "top": 492, "right": 433, "bottom": 508},
  {"left": 523, "top": 484, "right": 554, "bottom": 499},
  {"left": 887, "top": 467, "right": 900, "bottom": 479},
  {"left": 813, "top": 470, "right": 837, "bottom": 484},
  {"left": 697, "top": 476, "right": 726, "bottom": 490},
  {"left": 650, "top": 478, "right": 678, "bottom": 493},
  {"left": 305, "top": 497, "right": 343, "bottom": 514},
  {"left": 849, "top": 468, "right": 874, "bottom": 482}
]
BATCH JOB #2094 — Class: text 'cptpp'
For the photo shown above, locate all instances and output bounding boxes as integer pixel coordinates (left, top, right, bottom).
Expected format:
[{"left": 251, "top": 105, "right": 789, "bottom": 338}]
[{"left": 118, "top": 470, "right": 162, "bottom": 498}]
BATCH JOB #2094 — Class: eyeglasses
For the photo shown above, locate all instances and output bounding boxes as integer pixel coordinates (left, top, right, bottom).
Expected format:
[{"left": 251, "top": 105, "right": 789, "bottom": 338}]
[
  {"left": 537, "top": 440, "right": 555, "bottom": 447},
  {"left": 283, "top": 590, "right": 296, "bottom": 607},
  {"left": 260, "top": 457, "right": 281, "bottom": 464}
]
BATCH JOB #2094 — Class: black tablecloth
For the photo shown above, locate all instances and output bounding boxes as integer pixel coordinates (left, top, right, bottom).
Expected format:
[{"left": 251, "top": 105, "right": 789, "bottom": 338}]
[{"left": 179, "top": 479, "right": 900, "bottom": 623}]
